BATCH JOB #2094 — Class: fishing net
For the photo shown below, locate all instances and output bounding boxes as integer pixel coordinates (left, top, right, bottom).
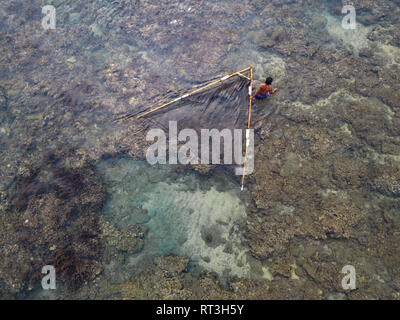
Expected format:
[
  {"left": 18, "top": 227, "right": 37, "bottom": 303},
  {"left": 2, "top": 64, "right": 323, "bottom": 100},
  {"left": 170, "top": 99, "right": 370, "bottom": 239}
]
[
  {"left": 115, "top": 68, "right": 253, "bottom": 189},
  {"left": 117, "top": 73, "right": 251, "bottom": 134}
]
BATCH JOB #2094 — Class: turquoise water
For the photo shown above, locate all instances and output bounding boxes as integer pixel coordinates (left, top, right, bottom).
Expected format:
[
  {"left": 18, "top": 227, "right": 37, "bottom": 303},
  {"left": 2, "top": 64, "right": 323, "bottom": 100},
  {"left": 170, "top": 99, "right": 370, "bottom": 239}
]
[
  {"left": 97, "top": 158, "right": 251, "bottom": 278},
  {"left": 1, "top": 0, "right": 400, "bottom": 299}
]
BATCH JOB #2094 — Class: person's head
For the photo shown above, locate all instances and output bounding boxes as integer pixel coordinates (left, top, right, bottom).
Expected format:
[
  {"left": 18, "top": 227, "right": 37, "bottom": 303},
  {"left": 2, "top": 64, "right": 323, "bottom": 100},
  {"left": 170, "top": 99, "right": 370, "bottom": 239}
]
[{"left": 265, "top": 77, "right": 273, "bottom": 85}]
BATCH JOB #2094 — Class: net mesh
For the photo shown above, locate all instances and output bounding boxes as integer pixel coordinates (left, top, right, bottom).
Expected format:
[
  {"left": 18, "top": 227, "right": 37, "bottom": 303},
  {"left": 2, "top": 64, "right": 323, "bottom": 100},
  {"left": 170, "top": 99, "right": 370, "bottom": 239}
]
[{"left": 118, "top": 75, "right": 250, "bottom": 134}]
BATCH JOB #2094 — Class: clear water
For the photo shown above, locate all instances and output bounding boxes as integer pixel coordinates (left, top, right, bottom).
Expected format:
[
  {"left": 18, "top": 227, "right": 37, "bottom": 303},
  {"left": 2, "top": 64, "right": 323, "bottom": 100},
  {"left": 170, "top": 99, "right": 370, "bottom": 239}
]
[
  {"left": 97, "top": 158, "right": 250, "bottom": 278},
  {"left": 1, "top": 0, "right": 399, "bottom": 299}
]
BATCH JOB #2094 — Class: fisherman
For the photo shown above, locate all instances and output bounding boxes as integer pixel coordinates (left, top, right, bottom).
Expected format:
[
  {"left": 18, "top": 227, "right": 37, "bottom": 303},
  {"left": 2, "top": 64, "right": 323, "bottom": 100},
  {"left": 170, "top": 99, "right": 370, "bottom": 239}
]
[{"left": 252, "top": 77, "right": 278, "bottom": 102}]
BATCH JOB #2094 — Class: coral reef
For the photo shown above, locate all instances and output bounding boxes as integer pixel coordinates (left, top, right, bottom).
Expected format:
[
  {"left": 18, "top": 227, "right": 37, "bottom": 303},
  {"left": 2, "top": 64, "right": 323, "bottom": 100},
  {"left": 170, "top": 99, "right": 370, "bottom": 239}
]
[
  {"left": 100, "top": 219, "right": 146, "bottom": 265},
  {"left": 0, "top": 0, "right": 399, "bottom": 299},
  {"left": 0, "top": 152, "right": 106, "bottom": 294}
]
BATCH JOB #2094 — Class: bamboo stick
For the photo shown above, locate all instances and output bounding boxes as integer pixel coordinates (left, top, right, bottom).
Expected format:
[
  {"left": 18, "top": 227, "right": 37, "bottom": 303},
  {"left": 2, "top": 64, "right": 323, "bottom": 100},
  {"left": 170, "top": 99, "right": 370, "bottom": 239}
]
[
  {"left": 237, "top": 72, "right": 250, "bottom": 80},
  {"left": 241, "top": 66, "right": 253, "bottom": 191}
]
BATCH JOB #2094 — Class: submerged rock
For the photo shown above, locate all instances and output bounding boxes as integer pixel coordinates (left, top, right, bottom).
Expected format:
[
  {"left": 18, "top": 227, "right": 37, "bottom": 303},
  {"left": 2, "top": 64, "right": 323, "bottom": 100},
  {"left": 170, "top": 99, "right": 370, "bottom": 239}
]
[
  {"left": 0, "top": 152, "right": 106, "bottom": 294},
  {"left": 97, "top": 158, "right": 251, "bottom": 279},
  {"left": 1, "top": 0, "right": 400, "bottom": 299}
]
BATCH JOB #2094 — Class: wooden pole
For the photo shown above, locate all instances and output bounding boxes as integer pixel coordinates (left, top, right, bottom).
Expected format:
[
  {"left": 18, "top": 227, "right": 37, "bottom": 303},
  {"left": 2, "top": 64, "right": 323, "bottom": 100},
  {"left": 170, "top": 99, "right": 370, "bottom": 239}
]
[{"left": 241, "top": 65, "right": 253, "bottom": 191}]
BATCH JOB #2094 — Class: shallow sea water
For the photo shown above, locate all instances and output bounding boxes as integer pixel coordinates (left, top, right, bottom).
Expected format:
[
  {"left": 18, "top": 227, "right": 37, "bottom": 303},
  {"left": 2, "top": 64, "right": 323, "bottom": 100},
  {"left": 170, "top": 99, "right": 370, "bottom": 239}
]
[
  {"left": 97, "top": 158, "right": 250, "bottom": 278},
  {"left": 1, "top": 0, "right": 400, "bottom": 299}
]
